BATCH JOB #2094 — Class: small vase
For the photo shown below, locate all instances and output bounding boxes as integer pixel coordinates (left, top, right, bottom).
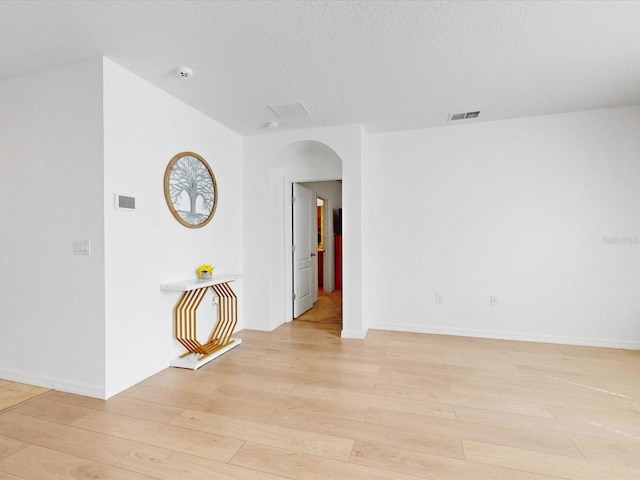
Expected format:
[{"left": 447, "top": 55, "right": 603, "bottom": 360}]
[{"left": 199, "top": 272, "right": 212, "bottom": 279}]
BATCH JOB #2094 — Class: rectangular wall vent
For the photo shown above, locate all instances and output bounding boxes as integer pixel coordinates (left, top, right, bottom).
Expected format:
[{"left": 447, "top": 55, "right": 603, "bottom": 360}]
[{"left": 448, "top": 110, "right": 481, "bottom": 122}]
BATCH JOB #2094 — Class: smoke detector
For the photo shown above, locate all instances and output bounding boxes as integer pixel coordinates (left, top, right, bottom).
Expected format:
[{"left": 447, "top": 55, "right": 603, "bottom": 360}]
[
  {"left": 266, "top": 120, "right": 280, "bottom": 129},
  {"left": 176, "top": 66, "right": 193, "bottom": 79}
]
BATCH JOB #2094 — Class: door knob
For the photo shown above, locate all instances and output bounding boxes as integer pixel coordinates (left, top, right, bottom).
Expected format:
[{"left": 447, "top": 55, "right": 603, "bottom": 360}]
[{"left": 311, "top": 253, "right": 316, "bottom": 257}]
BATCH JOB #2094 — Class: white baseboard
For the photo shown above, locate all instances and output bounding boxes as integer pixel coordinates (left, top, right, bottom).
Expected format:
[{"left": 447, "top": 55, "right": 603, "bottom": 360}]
[
  {"left": 0, "top": 358, "right": 175, "bottom": 400},
  {"left": 104, "top": 357, "right": 170, "bottom": 399},
  {"left": 366, "top": 322, "right": 640, "bottom": 350},
  {"left": 341, "top": 329, "right": 367, "bottom": 339},
  {"left": 241, "top": 322, "right": 278, "bottom": 332},
  {"left": 0, "top": 367, "right": 105, "bottom": 399}
]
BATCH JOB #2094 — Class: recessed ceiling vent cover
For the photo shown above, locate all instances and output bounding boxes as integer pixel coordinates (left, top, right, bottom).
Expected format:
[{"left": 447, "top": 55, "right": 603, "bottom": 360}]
[
  {"left": 268, "top": 102, "right": 310, "bottom": 119},
  {"left": 448, "top": 111, "right": 481, "bottom": 121}
]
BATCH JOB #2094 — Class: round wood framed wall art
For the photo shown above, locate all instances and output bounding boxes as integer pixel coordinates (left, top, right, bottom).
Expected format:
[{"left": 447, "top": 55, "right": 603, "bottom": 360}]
[{"left": 164, "top": 151, "right": 218, "bottom": 228}]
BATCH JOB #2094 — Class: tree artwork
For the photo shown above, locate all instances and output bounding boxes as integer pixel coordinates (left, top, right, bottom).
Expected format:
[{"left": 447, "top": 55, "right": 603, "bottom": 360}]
[{"left": 164, "top": 152, "right": 218, "bottom": 228}]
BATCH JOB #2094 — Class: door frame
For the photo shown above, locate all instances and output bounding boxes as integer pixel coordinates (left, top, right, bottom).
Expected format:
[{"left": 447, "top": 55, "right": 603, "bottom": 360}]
[
  {"left": 283, "top": 177, "right": 341, "bottom": 322},
  {"left": 316, "top": 195, "right": 330, "bottom": 292}
]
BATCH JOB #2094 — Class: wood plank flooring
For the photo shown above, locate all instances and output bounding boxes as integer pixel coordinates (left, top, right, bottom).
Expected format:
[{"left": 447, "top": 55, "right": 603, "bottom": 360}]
[
  {"left": 1, "top": 319, "right": 640, "bottom": 479},
  {"left": 0, "top": 381, "right": 49, "bottom": 413}
]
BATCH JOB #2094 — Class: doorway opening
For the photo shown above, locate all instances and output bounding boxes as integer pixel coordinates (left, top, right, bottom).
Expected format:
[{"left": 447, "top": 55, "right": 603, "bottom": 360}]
[
  {"left": 317, "top": 196, "right": 325, "bottom": 290},
  {"left": 292, "top": 180, "right": 342, "bottom": 327}
]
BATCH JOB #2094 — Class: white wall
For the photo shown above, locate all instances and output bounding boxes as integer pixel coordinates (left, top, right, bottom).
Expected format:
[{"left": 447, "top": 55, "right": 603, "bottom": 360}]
[
  {"left": 363, "top": 106, "right": 640, "bottom": 348},
  {"left": 0, "top": 59, "right": 106, "bottom": 396},
  {"left": 243, "top": 126, "right": 364, "bottom": 337},
  {"left": 299, "top": 180, "right": 342, "bottom": 292},
  {"left": 103, "top": 58, "right": 243, "bottom": 397},
  {"left": 0, "top": 57, "right": 244, "bottom": 399},
  {"left": 300, "top": 180, "right": 342, "bottom": 212},
  {"left": 4, "top": 58, "right": 636, "bottom": 403}
]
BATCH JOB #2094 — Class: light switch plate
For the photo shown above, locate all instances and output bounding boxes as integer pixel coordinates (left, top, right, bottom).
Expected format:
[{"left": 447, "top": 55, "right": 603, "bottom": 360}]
[{"left": 73, "top": 239, "right": 91, "bottom": 255}]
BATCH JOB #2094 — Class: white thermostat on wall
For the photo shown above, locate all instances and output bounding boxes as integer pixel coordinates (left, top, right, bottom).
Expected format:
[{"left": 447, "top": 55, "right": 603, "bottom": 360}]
[{"left": 114, "top": 194, "right": 136, "bottom": 211}]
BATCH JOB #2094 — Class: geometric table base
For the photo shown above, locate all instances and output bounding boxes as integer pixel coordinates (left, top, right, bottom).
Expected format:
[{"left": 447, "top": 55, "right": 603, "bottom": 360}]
[
  {"left": 170, "top": 338, "right": 242, "bottom": 370},
  {"left": 161, "top": 275, "right": 242, "bottom": 371}
]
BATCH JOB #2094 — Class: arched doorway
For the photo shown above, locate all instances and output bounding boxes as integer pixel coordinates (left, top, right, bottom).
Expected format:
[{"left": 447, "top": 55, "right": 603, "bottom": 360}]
[{"left": 271, "top": 141, "right": 342, "bottom": 324}]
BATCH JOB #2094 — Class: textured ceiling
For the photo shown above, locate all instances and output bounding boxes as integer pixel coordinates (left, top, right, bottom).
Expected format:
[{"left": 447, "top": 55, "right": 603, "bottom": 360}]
[{"left": 1, "top": 1, "right": 640, "bottom": 135}]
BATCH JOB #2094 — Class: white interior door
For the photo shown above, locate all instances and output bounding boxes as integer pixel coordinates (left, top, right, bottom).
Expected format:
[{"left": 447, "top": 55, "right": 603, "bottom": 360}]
[{"left": 293, "top": 183, "right": 316, "bottom": 317}]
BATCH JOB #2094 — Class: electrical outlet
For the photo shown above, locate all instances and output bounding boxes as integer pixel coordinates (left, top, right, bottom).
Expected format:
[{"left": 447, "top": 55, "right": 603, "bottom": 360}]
[
  {"left": 490, "top": 296, "right": 497, "bottom": 307},
  {"left": 435, "top": 293, "right": 443, "bottom": 304}
]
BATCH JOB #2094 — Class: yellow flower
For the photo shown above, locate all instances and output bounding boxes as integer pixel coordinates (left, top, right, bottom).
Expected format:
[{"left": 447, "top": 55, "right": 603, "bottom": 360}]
[{"left": 196, "top": 264, "right": 214, "bottom": 275}]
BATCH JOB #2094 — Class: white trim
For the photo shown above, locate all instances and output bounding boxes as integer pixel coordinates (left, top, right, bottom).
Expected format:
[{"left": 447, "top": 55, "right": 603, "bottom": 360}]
[
  {"left": 104, "top": 357, "right": 170, "bottom": 399},
  {"left": 0, "top": 367, "right": 105, "bottom": 399},
  {"left": 341, "top": 328, "right": 368, "bottom": 340},
  {"left": 240, "top": 322, "right": 280, "bottom": 332},
  {"left": 367, "top": 323, "right": 640, "bottom": 350},
  {"left": 283, "top": 179, "right": 294, "bottom": 323}
]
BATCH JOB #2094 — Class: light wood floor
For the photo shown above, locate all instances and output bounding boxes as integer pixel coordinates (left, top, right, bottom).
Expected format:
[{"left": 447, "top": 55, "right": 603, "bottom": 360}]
[
  {"left": 1, "top": 320, "right": 640, "bottom": 479},
  {"left": 0, "top": 381, "right": 49, "bottom": 413},
  {"left": 296, "top": 288, "right": 342, "bottom": 324}
]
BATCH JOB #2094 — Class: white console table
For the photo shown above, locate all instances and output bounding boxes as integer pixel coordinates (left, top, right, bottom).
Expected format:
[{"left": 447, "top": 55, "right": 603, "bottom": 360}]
[{"left": 160, "top": 274, "right": 242, "bottom": 370}]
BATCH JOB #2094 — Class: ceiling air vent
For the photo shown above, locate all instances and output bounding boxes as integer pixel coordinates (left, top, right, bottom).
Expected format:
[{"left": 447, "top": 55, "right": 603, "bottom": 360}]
[
  {"left": 267, "top": 102, "right": 310, "bottom": 119},
  {"left": 448, "top": 110, "right": 481, "bottom": 122}
]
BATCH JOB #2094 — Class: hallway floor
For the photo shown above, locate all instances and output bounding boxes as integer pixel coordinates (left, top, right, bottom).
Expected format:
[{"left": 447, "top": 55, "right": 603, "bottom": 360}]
[{"left": 296, "top": 289, "right": 342, "bottom": 326}]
